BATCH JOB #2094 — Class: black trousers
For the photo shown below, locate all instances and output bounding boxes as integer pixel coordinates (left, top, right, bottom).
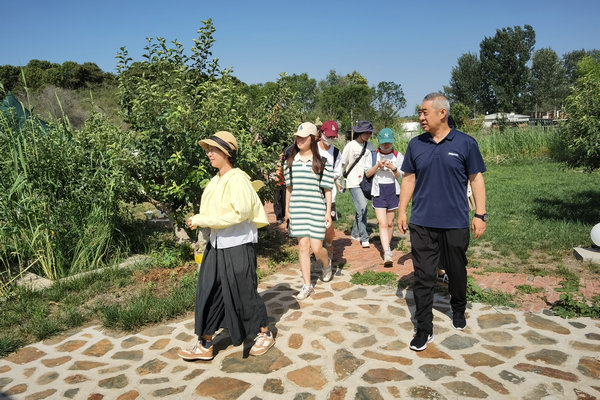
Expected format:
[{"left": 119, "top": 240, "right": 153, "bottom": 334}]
[
  {"left": 273, "top": 186, "right": 286, "bottom": 221},
  {"left": 409, "top": 224, "right": 470, "bottom": 333},
  {"left": 194, "top": 242, "right": 268, "bottom": 346}
]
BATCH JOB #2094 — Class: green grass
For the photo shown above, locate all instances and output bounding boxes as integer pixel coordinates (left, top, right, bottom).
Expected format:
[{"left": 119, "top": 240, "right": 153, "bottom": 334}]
[
  {"left": 472, "top": 126, "right": 560, "bottom": 161},
  {"left": 473, "top": 159, "right": 599, "bottom": 261},
  {"left": 515, "top": 284, "right": 544, "bottom": 294},
  {"left": 96, "top": 273, "right": 197, "bottom": 331},
  {"left": 350, "top": 271, "right": 398, "bottom": 286},
  {"left": 466, "top": 276, "right": 516, "bottom": 307},
  {"left": 482, "top": 266, "right": 519, "bottom": 274}
]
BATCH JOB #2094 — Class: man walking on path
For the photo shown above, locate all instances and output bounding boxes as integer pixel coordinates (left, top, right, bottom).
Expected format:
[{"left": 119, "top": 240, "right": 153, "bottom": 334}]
[
  {"left": 398, "top": 93, "right": 488, "bottom": 351},
  {"left": 341, "top": 120, "right": 376, "bottom": 248}
]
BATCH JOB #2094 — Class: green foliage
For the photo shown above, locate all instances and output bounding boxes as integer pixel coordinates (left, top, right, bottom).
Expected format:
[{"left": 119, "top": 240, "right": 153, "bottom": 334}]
[
  {"left": 318, "top": 70, "right": 375, "bottom": 130},
  {"left": 479, "top": 24, "right": 535, "bottom": 113},
  {"left": 350, "top": 271, "right": 397, "bottom": 286},
  {"left": 552, "top": 292, "right": 600, "bottom": 319},
  {"left": 0, "top": 101, "right": 135, "bottom": 283},
  {"left": 445, "top": 53, "right": 482, "bottom": 114},
  {"left": 0, "top": 334, "right": 25, "bottom": 358},
  {"left": 562, "top": 49, "right": 600, "bottom": 86},
  {"left": 531, "top": 48, "right": 569, "bottom": 114},
  {"left": 96, "top": 273, "right": 197, "bottom": 331},
  {"left": 466, "top": 276, "right": 515, "bottom": 307},
  {"left": 472, "top": 126, "right": 560, "bottom": 161},
  {"left": 373, "top": 81, "right": 406, "bottom": 127},
  {"left": 552, "top": 263, "right": 599, "bottom": 318},
  {"left": 116, "top": 20, "right": 300, "bottom": 234},
  {"left": 449, "top": 102, "right": 472, "bottom": 128},
  {"left": 0, "top": 60, "right": 112, "bottom": 93},
  {"left": 150, "top": 242, "right": 193, "bottom": 269},
  {"left": 557, "top": 55, "right": 600, "bottom": 171},
  {"left": 477, "top": 159, "right": 599, "bottom": 261},
  {"left": 515, "top": 284, "right": 544, "bottom": 294},
  {"left": 554, "top": 264, "right": 580, "bottom": 292}
]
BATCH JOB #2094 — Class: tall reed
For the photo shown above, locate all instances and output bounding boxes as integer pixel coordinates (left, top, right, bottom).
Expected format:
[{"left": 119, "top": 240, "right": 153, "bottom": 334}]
[
  {"left": 1, "top": 95, "right": 132, "bottom": 294},
  {"left": 470, "top": 126, "right": 560, "bottom": 162}
]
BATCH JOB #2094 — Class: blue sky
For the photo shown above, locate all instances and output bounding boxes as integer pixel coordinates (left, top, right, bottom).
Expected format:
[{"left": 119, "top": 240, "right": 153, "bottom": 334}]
[{"left": 2, "top": 0, "right": 599, "bottom": 116}]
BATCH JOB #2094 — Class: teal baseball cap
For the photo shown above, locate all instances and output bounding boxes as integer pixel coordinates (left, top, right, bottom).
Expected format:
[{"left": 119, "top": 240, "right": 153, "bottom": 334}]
[{"left": 378, "top": 128, "right": 395, "bottom": 144}]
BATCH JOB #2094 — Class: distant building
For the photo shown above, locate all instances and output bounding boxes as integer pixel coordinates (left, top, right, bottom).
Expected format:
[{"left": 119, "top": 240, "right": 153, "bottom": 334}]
[
  {"left": 483, "top": 113, "right": 530, "bottom": 128},
  {"left": 401, "top": 122, "right": 420, "bottom": 135}
]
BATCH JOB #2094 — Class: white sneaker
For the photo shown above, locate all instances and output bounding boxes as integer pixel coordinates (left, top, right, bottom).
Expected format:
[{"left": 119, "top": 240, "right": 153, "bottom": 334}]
[
  {"left": 296, "top": 284, "right": 314, "bottom": 300},
  {"left": 322, "top": 256, "right": 333, "bottom": 282},
  {"left": 383, "top": 250, "right": 393, "bottom": 266},
  {"left": 361, "top": 240, "right": 370, "bottom": 248},
  {"left": 351, "top": 235, "right": 361, "bottom": 242}
]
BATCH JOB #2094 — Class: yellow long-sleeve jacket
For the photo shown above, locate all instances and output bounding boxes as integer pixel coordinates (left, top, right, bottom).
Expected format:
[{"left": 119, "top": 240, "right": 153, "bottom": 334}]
[{"left": 190, "top": 168, "right": 268, "bottom": 233}]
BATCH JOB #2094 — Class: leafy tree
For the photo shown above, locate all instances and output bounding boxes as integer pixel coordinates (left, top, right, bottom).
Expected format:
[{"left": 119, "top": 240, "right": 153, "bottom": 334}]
[
  {"left": 444, "top": 53, "right": 482, "bottom": 115},
  {"left": 479, "top": 25, "right": 536, "bottom": 113},
  {"left": 449, "top": 102, "right": 471, "bottom": 128},
  {"left": 280, "top": 73, "right": 317, "bottom": 117},
  {"left": 116, "top": 20, "right": 299, "bottom": 238},
  {"left": 372, "top": 81, "right": 406, "bottom": 127},
  {"left": 558, "top": 56, "right": 600, "bottom": 171},
  {"left": 562, "top": 49, "right": 600, "bottom": 86},
  {"left": 317, "top": 70, "right": 374, "bottom": 130},
  {"left": 531, "top": 48, "right": 569, "bottom": 116},
  {"left": 0, "top": 65, "right": 22, "bottom": 92}
]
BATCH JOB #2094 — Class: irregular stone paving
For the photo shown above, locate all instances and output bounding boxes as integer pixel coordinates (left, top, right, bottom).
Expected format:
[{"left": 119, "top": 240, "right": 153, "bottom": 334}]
[{"left": 2, "top": 263, "right": 600, "bottom": 400}]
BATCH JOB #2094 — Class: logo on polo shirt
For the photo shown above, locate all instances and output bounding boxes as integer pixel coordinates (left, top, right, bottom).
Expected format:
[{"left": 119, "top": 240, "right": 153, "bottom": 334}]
[{"left": 448, "top": 152, "right": 459, "bottom": 157}]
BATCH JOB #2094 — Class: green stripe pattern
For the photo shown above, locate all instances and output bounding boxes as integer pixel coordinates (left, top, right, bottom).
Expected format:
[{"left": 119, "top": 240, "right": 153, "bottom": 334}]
[{"left": 284, "top": 160, "right": 334, "bottom": 239}]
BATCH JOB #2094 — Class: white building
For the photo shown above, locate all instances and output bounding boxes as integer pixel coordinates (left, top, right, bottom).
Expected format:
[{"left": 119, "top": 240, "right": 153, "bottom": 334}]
[{"left": 483, "top": 113, "right": 530, "bottom": 128}]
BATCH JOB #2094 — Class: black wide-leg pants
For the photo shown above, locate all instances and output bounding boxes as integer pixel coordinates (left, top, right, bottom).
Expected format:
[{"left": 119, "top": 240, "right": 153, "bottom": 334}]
[
  {"left": 194, "top": 242, "right": 268, "bottom": 346},
  {"left": 409, "top": 224, "right": 470, "bottom": 333}
]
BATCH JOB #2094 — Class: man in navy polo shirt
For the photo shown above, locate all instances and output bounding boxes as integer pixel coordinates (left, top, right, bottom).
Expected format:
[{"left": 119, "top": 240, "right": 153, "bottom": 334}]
[{"left": 398, "top": 92, "right": 488, "bottom": 351}]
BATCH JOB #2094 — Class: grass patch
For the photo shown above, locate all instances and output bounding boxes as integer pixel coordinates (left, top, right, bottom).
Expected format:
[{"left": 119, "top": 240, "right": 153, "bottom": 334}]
[
  {"left": 96, "top": 273, "right": 197, "bottom": 331},
  {"left": 554, "top": 264, "right": 580, "bottom": 292},
  {"left": 525, "top": 266, "right": 553, "bottom": 277},
  {"left": 482, "top": 266, "right": 519, "bottom": 274},
  {"left": 466, "top": 276, "right": 515, "bottom": 307},
  {"left": 515, "top": 284, "right": 544, "bottom": 294},
  {"left": 350, "top": 271, "right": 397, "bottom": 286},
  {"left": 480, "top": 159, "right": 599, "bottom": 261},
  {"left": 0, "top": 334, "right": 25, "bottom": 358},
  {"left": 552, "top": 293, "right": 600, "bottom": 319}
]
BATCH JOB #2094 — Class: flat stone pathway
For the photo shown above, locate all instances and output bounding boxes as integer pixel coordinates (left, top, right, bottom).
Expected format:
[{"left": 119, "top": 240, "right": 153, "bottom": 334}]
[
  {"left": 2, "top": 261, "right": 600, "bottom": 399},
  {"left": 2, "top": 204, "right": 600, "bottom": 399}
]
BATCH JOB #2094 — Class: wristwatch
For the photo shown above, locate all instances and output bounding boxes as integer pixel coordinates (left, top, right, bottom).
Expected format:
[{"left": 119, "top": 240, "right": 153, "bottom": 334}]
[{"left": 474, "top": 213, "right": 489, "bottom": 222}]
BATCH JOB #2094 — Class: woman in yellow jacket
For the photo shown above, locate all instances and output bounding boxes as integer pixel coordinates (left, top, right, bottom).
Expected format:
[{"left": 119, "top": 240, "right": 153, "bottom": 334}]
[{"left": 177, "top": 131, "right": 274, "bottom": 361}]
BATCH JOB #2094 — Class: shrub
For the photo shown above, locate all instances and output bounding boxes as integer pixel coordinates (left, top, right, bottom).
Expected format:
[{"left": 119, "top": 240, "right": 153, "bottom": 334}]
[
  {"left": 0, "top": 102, "right": 136, "bottom": 288},
  {"left": 556, "top": 55, "right": 600, "bottom": 171}
]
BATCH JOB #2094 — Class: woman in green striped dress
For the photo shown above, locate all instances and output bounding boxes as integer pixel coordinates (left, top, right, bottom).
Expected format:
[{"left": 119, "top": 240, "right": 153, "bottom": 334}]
[{"left": 284, "top": 122, "right": 334, "bottom": 300}]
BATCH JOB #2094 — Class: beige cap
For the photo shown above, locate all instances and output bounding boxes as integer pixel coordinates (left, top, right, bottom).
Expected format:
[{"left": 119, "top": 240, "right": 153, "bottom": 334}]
[{"left": 294, "top": 122, "right": 317, "bottom": 137}]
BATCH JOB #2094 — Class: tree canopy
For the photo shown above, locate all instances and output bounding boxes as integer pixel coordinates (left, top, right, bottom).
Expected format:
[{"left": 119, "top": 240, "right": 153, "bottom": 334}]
[
  {"left": 479, "top": 24, "right": 536, "bottom": 113},
  {"left": 116, "top": 20, "right": 300, "bottom": 237},
  {"left": 559, "top": 55, "right": 600, "bottom": 171}
]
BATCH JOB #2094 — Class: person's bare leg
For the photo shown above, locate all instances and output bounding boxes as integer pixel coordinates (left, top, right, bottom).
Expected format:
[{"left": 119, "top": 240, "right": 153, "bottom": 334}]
[
  {"left": 311, "top": 237, "right": 329, "bottom": 267},
  {"left": 387, "top": 209, "right": 396, "bottom": 249},
  {"left": 298, "top": 237, "right": 311, "bottom": 285},
  {"left": 376, "top": 208, "right": 391, "bottom": 252}
]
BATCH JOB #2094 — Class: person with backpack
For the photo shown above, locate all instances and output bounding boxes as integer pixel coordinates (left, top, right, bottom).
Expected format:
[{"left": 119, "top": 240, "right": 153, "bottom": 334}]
[
  {"left": 285, "top": 122, "right": 334, "bottom": 300},
  {"left": 363, "top": 128, "right": 404, "bottom": 266},
  {"left": 317, "top": 120, "right": 342, "bottom": 253},
  {"left": 273, "top": 142, "right": 295, "bottom": 225},
  {"left": 340, "top": 120, "right": 376, "bottom": 248}
]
